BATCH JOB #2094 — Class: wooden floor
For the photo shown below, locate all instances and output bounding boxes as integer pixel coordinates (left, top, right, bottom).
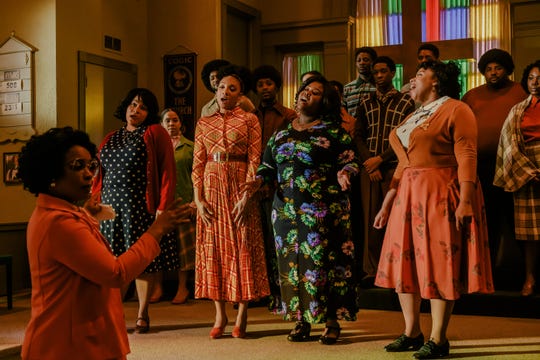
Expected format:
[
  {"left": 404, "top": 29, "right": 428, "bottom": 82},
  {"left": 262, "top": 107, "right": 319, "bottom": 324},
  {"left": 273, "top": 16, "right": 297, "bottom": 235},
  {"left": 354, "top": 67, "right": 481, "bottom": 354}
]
[{"left": 1, "top": 290, "right": 540, "bottom": 360}]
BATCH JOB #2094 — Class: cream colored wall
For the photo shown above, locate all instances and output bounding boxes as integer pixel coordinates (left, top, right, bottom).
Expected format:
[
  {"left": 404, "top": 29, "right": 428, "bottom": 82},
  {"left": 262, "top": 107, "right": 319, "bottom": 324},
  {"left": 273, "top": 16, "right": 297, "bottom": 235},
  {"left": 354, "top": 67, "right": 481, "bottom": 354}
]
[
  {"left": 0, "top": 0, "right": 153, "bottom": 224},
  {"left": 147, "top": 0, "right": 220, "bottom": 118},
  {"left": 147, "top": 0, "right": 262, "bottom": 119},
  {"left": 55, "top": 0, "right": 150, "bottom": 128},
  {"left": 0, "top": 0, "right": 57, "bottom": 223}
]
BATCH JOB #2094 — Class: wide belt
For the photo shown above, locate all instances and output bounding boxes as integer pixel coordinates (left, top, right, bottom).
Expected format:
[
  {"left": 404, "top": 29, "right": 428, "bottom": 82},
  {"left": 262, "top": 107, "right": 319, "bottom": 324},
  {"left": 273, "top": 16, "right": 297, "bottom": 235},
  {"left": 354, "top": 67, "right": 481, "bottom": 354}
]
[{"left": 209, "top": 152, "right": 247, "bottom": 163}]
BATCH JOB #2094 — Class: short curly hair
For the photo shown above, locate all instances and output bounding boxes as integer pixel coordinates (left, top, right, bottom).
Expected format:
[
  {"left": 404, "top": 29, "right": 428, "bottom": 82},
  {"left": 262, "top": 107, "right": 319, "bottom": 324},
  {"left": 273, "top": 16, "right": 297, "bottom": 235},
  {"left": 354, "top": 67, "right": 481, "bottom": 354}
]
[
  {"left": 373, "top": 56, "right": 396, "bottom": 72},
  {"left": 113, "top": 88, "right": 160, "bottom": 125},
  {"left": 201, "top": 59, "right": 230, "bottom": 92},
  {"left": 520, "top": 60, "right": 540, "bottom": 94},
  {"left": 418, "top": 60, "right": 461, "bottom": 99},
  {"left": 296, "top": 75, "right": 341, "bottom": 124},
  {"left": 252, "top": 65, "right": 283, "bottom": 89},
  {"left": 216, "top": 64, "right": 253, "bottom": 93},
  {"left": 417, "top": 43, "right": 440, "bottom": 59},
  {"left": 18, "top": 127, "right": 97, "bottom": 196},
  {"left": 355, "top": 46, "right": 378, "bottom": 61},
  {"left": 477, "top": 48, "right": 515, "bottom": 75}
]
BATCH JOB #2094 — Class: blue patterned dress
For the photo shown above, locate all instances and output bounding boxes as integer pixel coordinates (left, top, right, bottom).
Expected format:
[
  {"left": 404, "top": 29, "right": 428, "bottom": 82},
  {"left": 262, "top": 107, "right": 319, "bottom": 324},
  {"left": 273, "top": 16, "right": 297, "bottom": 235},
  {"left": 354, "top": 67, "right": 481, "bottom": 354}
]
[{"left": 257, "top": 120, "right": 359, "bottom": 323}]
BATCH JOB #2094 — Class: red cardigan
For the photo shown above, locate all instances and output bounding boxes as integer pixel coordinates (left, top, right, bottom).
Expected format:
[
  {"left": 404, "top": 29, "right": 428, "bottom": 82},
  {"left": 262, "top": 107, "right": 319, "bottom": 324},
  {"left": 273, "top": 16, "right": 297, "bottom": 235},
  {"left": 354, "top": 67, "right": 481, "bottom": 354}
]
[{"left": 92, "top": 124, "right": 176, "bottom": 214}]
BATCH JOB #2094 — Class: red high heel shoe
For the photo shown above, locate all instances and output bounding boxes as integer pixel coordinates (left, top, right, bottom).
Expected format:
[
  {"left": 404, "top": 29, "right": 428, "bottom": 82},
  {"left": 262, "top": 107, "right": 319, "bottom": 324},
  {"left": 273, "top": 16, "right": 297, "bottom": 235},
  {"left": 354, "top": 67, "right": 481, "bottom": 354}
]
[
  {"left": 209, "top": 319, "right": 228, "bottom": 339},
  {"left": 232, "top": 326, "right": 247, "bottom": 338}
]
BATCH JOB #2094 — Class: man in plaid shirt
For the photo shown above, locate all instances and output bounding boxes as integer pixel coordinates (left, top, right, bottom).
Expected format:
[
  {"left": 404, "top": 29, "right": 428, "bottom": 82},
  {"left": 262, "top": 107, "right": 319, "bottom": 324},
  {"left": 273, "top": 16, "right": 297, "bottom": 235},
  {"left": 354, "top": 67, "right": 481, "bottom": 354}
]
[{"left": 353, "top": 56, "right": 415, "bottom": 285}]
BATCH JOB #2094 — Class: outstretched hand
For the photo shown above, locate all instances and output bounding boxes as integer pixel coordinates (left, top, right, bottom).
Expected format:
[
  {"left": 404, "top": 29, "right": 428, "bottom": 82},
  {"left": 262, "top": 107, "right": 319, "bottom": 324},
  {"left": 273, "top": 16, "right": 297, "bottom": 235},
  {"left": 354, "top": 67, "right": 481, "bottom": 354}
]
[
  {"left": 148, "top": 199, "right": 192, "bottom": 241},
  {"left": 83, "top": 192, "right": 102, "bottom": 216}
]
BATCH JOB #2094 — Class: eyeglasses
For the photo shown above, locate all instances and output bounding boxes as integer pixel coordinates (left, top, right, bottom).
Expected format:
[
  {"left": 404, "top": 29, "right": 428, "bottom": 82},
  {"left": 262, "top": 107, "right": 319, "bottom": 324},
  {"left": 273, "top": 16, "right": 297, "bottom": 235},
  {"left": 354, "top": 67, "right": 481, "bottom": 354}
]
[{"left": 66, "top": 158, "right": 100, "bottom": 174}]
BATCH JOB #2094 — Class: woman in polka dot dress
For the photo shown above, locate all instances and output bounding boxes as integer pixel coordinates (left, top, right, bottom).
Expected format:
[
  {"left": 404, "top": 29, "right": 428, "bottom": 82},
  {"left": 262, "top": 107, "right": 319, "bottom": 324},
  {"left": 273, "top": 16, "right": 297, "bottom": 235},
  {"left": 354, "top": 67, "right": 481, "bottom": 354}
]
[{"left": 92, "top": 88, "right": 178, "bottom": 333}]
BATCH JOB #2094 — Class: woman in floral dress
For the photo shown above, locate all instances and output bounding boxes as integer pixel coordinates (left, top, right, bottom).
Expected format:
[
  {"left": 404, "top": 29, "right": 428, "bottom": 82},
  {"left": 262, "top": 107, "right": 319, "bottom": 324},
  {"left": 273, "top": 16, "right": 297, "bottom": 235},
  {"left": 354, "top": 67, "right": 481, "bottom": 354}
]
[
  {"left": 256, "top": 75, "right": 360, "bottom": 344},
  {"left": 193, "top": 65, "right": 269, "bottom": 339}
]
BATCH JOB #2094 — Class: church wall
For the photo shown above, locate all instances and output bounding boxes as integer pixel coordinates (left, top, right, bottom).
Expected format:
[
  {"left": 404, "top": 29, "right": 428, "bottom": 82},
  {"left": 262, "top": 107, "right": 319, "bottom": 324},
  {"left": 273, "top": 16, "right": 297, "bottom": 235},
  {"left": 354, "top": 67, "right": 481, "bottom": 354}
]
[
  {"left": 147, "top": 0, "right": 221, "bottom": 120},
  {"left": 512, "top": 1, "right": 540, "bottom": 80},
  {"left": 147, "top": 0, "right": 263, "bottom": 120},
  {"left": 0, "top": 0, "right": 155, "bottom": 226},
  {"left": 0, "top": 0, "right": 57, "bottom": 225},
  {"left": 260, "top": 19, "right": 353, "bottom": 88},
  {"left": 261, "top": 0, "right": 353, "bottom": 25},
  {"left": 0, "top": 0, "right": 57, "bottom": 293},
  {"left": 259, "top": 1, "right": 355, "bottom": 88},
  {"left": 55, "top": 0, "right": 150, "bottom": 129}
]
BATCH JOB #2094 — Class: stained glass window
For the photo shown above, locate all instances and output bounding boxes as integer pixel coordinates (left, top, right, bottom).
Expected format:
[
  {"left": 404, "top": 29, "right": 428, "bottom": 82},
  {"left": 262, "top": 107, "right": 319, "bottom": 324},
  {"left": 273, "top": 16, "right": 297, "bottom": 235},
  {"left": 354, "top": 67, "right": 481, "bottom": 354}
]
[{"left": 356, "top": 0, "right": 510, "bottom": 94}]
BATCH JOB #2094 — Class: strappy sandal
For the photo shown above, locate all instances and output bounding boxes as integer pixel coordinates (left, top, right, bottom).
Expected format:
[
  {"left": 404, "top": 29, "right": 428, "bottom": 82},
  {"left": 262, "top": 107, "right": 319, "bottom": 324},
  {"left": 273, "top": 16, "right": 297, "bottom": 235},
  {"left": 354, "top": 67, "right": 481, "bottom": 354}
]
[
  {"left": 287, "top": 321, "right": 311, "bottom": 342},
  {"left": 319, "top": 324, "right": 341, "bottom": 345}
]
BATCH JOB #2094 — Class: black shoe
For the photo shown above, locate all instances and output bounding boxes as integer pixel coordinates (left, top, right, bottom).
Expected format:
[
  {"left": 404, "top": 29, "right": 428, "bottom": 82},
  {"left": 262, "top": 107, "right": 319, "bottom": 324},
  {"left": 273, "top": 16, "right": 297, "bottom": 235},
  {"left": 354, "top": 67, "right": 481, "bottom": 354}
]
[
  {"left": 287, "top": 321, "right": 311, "bottom": 342},
  {"left": 319, "top": 325, "right": 341, "bottom": 345},
  {"left": 413, "top": 340, "right": 450, "bottom": 359},
  {"left": 384, "top": 333, "right": 424, "bottom": 352},
  {"left": 134, "top": 317, "right": 150, "bottom": 334}
]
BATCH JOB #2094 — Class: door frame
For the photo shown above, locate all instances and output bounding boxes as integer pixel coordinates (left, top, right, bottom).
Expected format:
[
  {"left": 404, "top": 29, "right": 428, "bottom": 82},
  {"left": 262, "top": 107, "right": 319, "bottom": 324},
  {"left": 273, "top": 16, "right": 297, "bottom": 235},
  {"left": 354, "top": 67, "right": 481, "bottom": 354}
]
[
  {"left": 77, "top": 51, "right": 138, "bottom": 131},
  {"left": 221, "top": 0, "right": 261, "bottom": 68}
]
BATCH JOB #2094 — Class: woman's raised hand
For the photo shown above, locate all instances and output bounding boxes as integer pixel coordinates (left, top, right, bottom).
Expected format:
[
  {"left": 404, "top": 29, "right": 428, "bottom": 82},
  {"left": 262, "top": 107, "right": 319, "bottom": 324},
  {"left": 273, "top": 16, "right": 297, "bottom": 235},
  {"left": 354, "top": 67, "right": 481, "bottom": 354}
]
[{"left": 148, "top": 199, "right": 192, "bottom": 241}]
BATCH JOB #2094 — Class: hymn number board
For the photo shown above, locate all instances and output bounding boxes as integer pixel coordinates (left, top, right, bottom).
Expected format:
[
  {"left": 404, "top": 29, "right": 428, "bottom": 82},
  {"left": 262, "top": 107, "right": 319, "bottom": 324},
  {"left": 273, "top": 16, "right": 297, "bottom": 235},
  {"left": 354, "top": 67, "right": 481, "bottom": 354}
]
[{"left": 0, "top": 34, "right": 37, "bottom": 142}]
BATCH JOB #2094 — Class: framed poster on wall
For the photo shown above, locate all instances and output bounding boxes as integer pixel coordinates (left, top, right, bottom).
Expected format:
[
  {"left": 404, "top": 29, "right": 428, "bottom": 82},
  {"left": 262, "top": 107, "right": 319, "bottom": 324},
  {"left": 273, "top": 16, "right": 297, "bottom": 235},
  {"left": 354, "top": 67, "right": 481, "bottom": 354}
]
[{"left": 3, "top": 152, "right": 21, "bottom": 185}]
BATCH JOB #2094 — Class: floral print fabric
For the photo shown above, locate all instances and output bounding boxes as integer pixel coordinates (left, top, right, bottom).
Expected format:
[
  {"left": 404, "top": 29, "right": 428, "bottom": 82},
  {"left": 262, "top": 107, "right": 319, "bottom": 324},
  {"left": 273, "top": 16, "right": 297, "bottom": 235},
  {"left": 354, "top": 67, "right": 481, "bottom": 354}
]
[
  {"left": 258, "top": 120, "right": 360, "bottom": 324},
  {"left": 375, "top": 167, "right": 494, "bottom": 299}
]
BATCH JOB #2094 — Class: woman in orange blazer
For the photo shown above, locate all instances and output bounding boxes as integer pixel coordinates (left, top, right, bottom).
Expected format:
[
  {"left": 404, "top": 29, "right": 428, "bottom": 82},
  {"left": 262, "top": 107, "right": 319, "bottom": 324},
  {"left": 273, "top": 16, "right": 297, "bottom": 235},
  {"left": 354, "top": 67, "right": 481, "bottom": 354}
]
[{"left": 18, "top": 127, "right": 189, "bottom": 360}]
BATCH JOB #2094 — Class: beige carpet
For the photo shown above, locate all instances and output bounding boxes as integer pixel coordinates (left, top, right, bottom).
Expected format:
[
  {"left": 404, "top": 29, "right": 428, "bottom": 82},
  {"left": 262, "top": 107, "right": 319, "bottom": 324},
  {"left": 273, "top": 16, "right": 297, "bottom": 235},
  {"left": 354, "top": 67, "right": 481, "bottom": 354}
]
[{"left": 1, "top": 294, "right": 539, "bottom": 360}]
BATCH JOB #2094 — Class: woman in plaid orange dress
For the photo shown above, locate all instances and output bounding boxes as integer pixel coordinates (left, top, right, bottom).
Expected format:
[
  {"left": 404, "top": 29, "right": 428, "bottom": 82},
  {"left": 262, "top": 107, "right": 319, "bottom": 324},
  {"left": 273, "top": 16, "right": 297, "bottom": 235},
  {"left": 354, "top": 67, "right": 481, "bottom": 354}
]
[{"left": 193, "top": 65, "right": 270, "bottom": 339}]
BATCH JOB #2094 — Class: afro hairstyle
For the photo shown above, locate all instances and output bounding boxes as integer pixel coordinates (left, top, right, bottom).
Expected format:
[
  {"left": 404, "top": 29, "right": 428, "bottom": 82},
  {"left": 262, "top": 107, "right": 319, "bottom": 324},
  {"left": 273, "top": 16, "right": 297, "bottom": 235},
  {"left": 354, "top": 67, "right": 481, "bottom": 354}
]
[
  {"left": 252, "top": 65, "right": 283, "bottom": 89},
  {"left": 201, "top": 59, "right": 231, "bottom": 92}
]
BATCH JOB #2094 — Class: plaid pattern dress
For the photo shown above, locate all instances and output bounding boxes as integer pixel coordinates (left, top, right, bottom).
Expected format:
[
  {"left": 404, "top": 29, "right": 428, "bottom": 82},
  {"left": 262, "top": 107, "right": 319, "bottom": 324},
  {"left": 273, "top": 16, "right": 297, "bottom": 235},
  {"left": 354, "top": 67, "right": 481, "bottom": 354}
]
[
  {"left": 494, "top": 96, "right": 540, "bottom": 241},
  {"left": 192, "top": 107, "right": 270, "bottom": 302}
]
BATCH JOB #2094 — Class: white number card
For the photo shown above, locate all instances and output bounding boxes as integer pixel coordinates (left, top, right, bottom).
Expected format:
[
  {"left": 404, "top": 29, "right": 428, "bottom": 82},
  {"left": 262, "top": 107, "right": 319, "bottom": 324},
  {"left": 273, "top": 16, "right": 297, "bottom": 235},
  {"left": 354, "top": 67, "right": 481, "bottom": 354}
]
[
  {"left": 0, "top": 102, "right": 22, "bottom": 115},
  {"left": 0, "top": 79, "right": 22, "bottom": 92}
]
